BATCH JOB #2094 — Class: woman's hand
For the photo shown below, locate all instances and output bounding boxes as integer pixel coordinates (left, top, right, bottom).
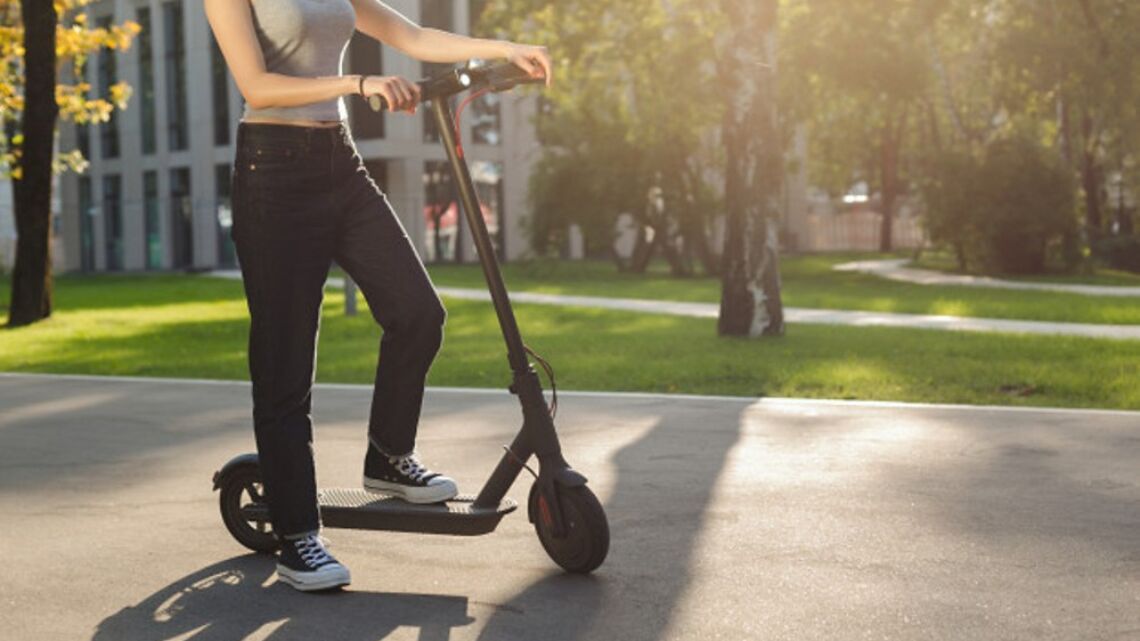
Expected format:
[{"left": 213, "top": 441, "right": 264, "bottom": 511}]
[
  {"left": 502, "top": 42, "right": 553, "bottom": 86},
  {"left": 362, "top": 75, "right": 421, "bottom": 113}
]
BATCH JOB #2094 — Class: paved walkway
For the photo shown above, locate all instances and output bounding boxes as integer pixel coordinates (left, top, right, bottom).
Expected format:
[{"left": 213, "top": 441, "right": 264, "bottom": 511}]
[
  {"left": 834, "top": 258, "right": 1140, "bottom": 297},
  {"left": 436, "top": 287, "right": 1140, "bottom": 341},
  {"left": 207, "top": 270, "right": 1140, "bottom": 340},
  {"left": 2, "top": 373, "right": 1137, "bottom": 641}
]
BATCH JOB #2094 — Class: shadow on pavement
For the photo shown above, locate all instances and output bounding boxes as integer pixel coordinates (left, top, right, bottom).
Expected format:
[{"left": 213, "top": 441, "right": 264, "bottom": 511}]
[
  {"left": 894, "top": 416, "right": 1140, "bottom": 560},
  {"left": 93, "top": 555, "right": 473, "bottom": 641},
  {"left": 476, "top": 400, "right": 752, "bottom": 641}
]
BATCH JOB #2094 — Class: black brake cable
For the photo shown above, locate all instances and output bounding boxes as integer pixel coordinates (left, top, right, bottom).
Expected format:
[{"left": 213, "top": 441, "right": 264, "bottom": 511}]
[{"left": 523, "top": 343, "right": 558, "bottom": 418}]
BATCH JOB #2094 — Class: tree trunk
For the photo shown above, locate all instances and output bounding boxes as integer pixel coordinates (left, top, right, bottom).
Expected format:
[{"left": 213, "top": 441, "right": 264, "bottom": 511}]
[
  {"left": 681, "top": 213, "right": 718, "bottom": 276},
  {"left": 627, "top": 223, "right": 655, "bottom": 273},
  {"left": 1080, "top": 112, "right": 1103, "bottom": 245},
  {"left": 1081, "top": 153, "right": 1102, "bottom": 236},
  {"left": 680, "top": 161, "right": 720, "bottom": 276},
  {"left": 658, "top": 222, "right": 688, "bottom": 277},
  {"left": 717, "top": 0, "right": 784, "bottom": 338},
  {"left": 1057, "top": 96, "right": 1072, "bottom": 166},
  {"left": 878, "top": 109, "right": 907, "bottom": 254},
  {"left": 8, "top": 0, "right": 59, "bottom": 327}
]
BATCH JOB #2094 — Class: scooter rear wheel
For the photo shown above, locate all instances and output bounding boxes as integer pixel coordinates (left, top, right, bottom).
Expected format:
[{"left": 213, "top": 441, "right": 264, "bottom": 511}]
[
  {"left": 219, "top": 465, "right": 278, "bottom": 554},
  {"left": 529, "top": 483, "right": 609, "bottom": 574}
]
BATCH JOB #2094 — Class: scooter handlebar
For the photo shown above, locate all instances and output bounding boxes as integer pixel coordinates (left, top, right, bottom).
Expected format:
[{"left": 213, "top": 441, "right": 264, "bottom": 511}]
[{"left": 366, "top": 61, "right": 544, "bottom": 112}]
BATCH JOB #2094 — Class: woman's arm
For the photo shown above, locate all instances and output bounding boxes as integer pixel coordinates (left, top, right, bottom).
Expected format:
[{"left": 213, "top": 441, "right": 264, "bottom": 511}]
[
  {"left": 204, "top": 0, "right": 374, "bottom": 110},
  {"left": 350, "top": 0, "right": 552, "bottom": 84}
]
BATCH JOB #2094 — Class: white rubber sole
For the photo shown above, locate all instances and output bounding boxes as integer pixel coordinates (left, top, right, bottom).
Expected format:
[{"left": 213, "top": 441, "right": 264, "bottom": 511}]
[
  {"left": 362, "top": 476, "right": 459, "bottom": 504},
  {"left": 276, "top": 563, "right": 351, "bottom": 592}
]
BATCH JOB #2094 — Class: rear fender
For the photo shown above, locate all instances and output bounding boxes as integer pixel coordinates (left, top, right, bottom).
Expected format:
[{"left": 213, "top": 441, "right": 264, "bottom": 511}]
[{"left": 211, "top": 453, "right": 260, "bottom": 491}]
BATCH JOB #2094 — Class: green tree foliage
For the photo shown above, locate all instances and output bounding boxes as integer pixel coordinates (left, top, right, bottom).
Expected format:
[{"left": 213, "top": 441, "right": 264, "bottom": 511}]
[
  {"left": 781, "top": 0, "right": 933, "bottom": 252},
  {"left": 785, "top": 0, "right": 1140, "bottom": 270},
  {"left": 482, "top": 0, "right": 725, "bottom": 274},
  {"left": 484, "top": 0, "right": 1139, "bottom": 277},
  {"left": 983, "top": 0, "right": 1140, "bottom": 243}
]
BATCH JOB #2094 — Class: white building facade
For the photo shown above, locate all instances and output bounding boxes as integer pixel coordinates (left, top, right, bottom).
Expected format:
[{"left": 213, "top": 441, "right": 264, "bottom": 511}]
[{"left": 59, "top": 0, "right": 540, "bottom": 274}]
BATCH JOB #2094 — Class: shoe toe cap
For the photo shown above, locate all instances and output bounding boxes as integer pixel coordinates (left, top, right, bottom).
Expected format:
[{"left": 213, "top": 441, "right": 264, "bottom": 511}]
[{"left": 427, "top": 475, "right": 456, "bottom": 488}]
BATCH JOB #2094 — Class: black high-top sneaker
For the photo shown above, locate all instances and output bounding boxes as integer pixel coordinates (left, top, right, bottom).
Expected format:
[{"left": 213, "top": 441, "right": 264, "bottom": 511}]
[
  {"left": 363, "top": 446, "right": 459, "bottom": 504},
  {"left": 276, "top": 533, "right": 351, "bottom": 592}
]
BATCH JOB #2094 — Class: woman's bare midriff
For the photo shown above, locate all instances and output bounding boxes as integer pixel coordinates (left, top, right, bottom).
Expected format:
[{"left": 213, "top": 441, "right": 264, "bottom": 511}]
[{"left": 241, "top": 116, "right": 343, "bottom": 128}]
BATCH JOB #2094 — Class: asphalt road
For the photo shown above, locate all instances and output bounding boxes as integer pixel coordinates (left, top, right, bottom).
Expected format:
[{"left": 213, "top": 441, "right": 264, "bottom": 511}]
[{"left": 1, "top": 373, "right": 1137, "bottom": 641}]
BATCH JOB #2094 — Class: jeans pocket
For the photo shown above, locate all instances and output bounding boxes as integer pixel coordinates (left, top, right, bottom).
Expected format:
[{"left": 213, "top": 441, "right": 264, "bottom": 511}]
[{"left": 248, "top": 142, "right": 300, "bottom": 172}]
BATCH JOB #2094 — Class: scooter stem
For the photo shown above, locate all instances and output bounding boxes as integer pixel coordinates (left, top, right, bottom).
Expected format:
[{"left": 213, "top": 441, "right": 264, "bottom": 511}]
[
  {"left": 431, "top": 98, "right": 581, "bottom": 512},
  {"left": 431, "top": 98, "right": 530, "bottom": 375}
]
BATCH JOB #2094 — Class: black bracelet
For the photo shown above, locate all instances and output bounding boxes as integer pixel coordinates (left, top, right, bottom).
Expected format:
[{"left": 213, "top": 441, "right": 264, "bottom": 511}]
[{"left": 358, "top": 74, "right": 367, "bottom": 97}]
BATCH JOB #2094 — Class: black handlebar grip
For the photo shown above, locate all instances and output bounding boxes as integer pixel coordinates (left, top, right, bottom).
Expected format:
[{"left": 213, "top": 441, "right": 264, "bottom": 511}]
[
  {"left": 365, "top": 62, "right": 544, "bottom": 111},
  {"left": 483, "top": 63, "right": 545, "bottom": 91}
]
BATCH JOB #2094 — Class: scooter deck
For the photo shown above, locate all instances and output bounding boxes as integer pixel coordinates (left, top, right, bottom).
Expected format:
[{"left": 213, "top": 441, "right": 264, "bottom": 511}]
[{"left": 241, "top": 490, "right": 517, "bottom": 536}]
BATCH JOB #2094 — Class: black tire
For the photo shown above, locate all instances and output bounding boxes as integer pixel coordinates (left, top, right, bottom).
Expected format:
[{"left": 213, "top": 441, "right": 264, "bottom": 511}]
[
  {"left": 219, "top": 465, "right": 278, "bottom": 554},
  {"left": 529, "top": 483, "right": 609, "bottom": 574}
]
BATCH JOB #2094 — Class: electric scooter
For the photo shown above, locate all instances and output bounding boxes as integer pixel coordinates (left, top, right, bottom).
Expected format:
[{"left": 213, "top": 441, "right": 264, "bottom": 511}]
[{"left": 213, "top": 61, "right": 610, "bottom": 574}]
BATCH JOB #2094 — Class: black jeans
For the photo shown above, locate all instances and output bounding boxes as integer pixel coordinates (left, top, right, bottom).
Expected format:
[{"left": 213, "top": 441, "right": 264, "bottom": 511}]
[{"left": 231, "top": 121, "right": 447, "bottom": 539}]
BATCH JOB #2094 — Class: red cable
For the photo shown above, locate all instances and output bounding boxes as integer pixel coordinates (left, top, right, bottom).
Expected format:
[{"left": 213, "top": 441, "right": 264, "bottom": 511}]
[{"left": 454, "top": 87, "right": 491, "bottom": 140}]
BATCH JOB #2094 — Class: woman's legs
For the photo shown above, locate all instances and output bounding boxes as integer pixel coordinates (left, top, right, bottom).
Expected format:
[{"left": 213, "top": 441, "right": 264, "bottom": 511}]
[
  {"left": 232, "top": 123, "right": 338, "bottom": 539},
  {"left": 332, "top": 165, "right": 446, "bottom": 457}
]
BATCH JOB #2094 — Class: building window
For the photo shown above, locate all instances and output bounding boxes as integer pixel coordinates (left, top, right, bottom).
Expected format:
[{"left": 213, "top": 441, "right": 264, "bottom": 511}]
[
  {"left": 96, "top": 16, "right": 120, "bottom": 159},
  {"left": 470, "top": 92, "right": 501, "bottom": 145},
  {"left": 210, "top": 34, "right": 231, "bottom": 146},
  {"left": 423, "top": 160, "right": 458, "bottom": 262},
  {"left": 102, "top": 174, "right": 123, "bottom": 270},
  {"left": 77, "top": 123, "right": 90, "bottom": 161},
  {"left": 163, "top": 1, "right": 189, "bottom": 151},
  {"left": 78, "top": 176, "right": 95, "bottom": 271},
  {"left": 466, "top": 0, "right": 500, "bottom": 145},
  {"left": 170, "top": 167, "right": 193, "bottom": 268},
  {"left": 137, "top": 6, "right": 157, "bottom": 155},
  {"left": 215, "top": 163, "right": 236, "bottom": 268},
  {"left": 471, "top": 160, "right": 504, "bottom": 259},
  {"left": 347, "top": 33, "right": 384, "bottom": 139},
  {"left": 421, "top": 0, "right": 454, "bottom": 143},
  {"left": 143, "top": 170, "right": 162, "bottom": 269}
]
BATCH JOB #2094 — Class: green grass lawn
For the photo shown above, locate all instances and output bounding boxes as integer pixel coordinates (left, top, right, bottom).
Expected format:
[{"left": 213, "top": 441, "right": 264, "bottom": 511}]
[
  {"left": 426, "top": 253, "right": 1140, "bottom": 325},
  {"left": 2, "top": 273, "right": 1138, "bottom": 410}
]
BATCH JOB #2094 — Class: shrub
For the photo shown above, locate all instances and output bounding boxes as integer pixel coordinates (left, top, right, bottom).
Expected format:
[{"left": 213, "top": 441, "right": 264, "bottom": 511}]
[
  {"left": 1094, "top": 235, "right": 1140, "bottom": 273},
  {"left": 921, "top": 136, "right": 1078, "bottom": 274}
]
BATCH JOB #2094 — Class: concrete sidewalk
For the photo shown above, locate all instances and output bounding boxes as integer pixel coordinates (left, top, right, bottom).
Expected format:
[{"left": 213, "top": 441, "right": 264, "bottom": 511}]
[
  {"left": 835, "top": 258, "right": 1140, "bottom": 298},
  {"left": 2, "top": 373, "right": 1138, "bottom": 641},
  {"left": 436, "top": 287, "right": 1140, "bottom": 341},
  {"left": 208, "top": 270, "right": 1140, "bottom": 340}
]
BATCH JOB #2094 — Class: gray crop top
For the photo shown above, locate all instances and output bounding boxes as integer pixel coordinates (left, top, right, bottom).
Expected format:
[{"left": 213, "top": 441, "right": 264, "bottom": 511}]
[{"left": 242, "top": 0, "right": 357, "bottom": 122}]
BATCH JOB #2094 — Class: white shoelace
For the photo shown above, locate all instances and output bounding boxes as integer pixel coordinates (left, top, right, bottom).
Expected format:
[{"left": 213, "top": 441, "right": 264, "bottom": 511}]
[
  {"left": 294, "top": 534, "right": 334, "bottom": 567},
  {"left": 392, "top": 453, "right": 431, "bottom": 483}
]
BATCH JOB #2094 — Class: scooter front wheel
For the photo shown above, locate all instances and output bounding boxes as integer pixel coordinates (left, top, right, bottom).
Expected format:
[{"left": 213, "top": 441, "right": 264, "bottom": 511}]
[
  {"left": 529, "top": 483, "right": 609, "bottom": 574},
  {"left": 219, "top": 465, "right": 278, "bottom": 554}
]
